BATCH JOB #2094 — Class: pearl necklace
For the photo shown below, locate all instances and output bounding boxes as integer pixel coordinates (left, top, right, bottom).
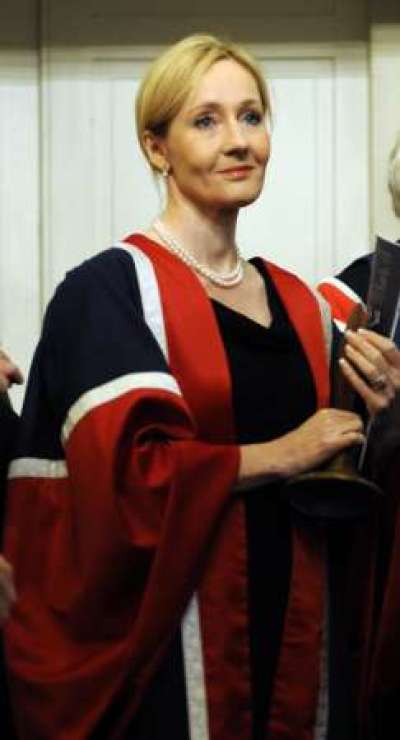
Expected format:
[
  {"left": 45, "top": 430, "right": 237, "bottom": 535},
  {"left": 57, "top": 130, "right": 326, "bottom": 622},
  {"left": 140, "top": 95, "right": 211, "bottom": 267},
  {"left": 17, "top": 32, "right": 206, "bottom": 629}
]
[{"left": 152, "top": 218, "right": 244, "bottom": 288}]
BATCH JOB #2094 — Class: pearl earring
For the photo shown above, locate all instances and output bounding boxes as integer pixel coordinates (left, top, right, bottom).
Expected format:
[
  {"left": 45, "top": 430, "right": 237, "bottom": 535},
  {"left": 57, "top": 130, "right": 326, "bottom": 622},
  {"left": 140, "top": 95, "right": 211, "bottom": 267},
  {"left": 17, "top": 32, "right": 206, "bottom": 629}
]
[{"left": 161, "top": 165, "right": 170, "bottom": 178}]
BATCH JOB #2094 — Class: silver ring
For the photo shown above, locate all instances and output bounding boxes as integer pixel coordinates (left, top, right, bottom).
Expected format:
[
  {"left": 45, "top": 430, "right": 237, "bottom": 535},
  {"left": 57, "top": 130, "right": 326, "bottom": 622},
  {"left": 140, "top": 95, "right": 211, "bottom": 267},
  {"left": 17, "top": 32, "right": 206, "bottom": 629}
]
[{"left": 370, "top": 373, "right": 387, "bottom": 392}]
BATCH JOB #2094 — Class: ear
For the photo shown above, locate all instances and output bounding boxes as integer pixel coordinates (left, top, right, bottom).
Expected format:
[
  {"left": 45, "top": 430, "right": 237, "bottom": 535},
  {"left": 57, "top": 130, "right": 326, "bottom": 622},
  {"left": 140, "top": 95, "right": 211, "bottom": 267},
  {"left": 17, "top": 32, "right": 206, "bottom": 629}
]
[{"left": 142, "top": 130, "right": 169, "bottom": 174}]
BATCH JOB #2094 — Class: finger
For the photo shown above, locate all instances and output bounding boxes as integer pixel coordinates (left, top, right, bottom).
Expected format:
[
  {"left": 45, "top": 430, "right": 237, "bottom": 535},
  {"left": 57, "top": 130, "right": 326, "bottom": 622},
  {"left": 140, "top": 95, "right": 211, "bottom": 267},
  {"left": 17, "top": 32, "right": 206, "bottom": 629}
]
[
  {"left": 317, "top": 412, "right": 364, "bottom": 442},
  {"left": 318, "top": 410, "right": 365, "bottom": 438},
  {"left": 344, "top": 330, "right": 397, "bottom": 394},
  {"left": 331, "top": 410, "right": 364, "bottom": 432},
  {"left": 319, "top": 408, "right": 363, "bottom": 424},
  {"left": 0, "top": 361, "right": 23, "bottom": 389},
  {"left": 357, "top": 328, "right": 397, "bottom": 352},
  {"left": 344, "top": 342, "right": 391, "bottom": 389},
  {"left": 0, "top": 593, "right": 15, "bottom": 626},
  {"left": 0, "top": 554, "right": 12, "bottom": 569},
  {"left": 0, "top": 557, "right": 16, "bottom": 599},
  {"left": 345, "top": 330, "right": 388, "bottom": 372},
  {"left": 345, "top": 333, "right": 400, "bottom": 392},
  {"left": 0, "top": 598, "right": 16, "bottom": 624},
  {"left": 0, "top": 572, "right": 17, "bottom": 605},
  {"left": 330, "top": 423, "right": 366, "bottom": 446},
  {"left": 358, "top": 328, "right": 400, "bottom": 369},
  {"left": 0, "top": 599, "right": 12, "bottom": 625},
  {"left": 342, "top": 432, "right": 366, "bottom": 446},
  {"left": 8, "top": 365, "right": 24, "bottom": 385},
  {"left": 339, "top": 357, "right": 394, "bottom": 413}
]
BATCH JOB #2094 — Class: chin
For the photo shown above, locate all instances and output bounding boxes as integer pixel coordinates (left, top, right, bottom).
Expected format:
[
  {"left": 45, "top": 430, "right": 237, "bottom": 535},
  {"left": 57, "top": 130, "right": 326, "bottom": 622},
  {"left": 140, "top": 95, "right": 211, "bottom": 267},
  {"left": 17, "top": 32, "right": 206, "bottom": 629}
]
[
  {"left": 186, "top": 182, "right": 263, "bottom": 213},
  {"left": 238, "top": 191, "right": 261, "bottom": 207},
  {"left": 219, "top": 190, "right": 262, "bottom": 209}
]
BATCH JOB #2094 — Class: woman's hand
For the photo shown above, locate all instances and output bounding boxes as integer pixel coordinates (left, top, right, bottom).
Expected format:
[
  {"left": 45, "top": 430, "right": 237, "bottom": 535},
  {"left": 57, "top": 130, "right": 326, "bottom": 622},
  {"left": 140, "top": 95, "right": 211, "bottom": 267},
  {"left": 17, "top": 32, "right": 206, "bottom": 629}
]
[
  {"left": 238, "top": 408, "right": 364, "bottom": 487},
  {"left": 339, "top": 328, "right": 400, "bottom": 416},
  {"left": 0, "top": 555, "right": 16, "bottom": 626},
  {"left": 266, "top": 408, "right": 365, "bottom": 478},
  {"left": 0, "top": 350, "right": 23, "bottom": 393}
]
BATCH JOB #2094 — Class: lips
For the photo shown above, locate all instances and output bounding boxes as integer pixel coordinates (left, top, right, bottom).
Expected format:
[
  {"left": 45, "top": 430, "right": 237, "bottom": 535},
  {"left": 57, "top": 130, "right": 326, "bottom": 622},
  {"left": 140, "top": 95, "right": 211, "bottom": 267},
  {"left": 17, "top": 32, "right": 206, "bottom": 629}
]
[{"left": 219, "top": 166, "right": 254, "bottom": 174}]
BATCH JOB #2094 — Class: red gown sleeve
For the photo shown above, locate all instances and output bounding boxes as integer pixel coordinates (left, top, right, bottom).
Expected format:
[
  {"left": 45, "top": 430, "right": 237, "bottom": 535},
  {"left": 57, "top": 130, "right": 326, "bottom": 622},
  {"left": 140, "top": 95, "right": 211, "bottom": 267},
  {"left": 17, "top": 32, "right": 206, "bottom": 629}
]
[{"left": 3, "top": 250, "right": 240, "bottom": 740}]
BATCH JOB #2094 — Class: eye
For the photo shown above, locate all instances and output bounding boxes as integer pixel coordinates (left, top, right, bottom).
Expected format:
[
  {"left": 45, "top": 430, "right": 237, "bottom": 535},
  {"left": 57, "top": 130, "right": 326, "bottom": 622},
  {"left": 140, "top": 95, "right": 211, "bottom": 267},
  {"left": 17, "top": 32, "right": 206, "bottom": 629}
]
[
  {"left": 193, "top": 113, "right": 216, "bottom": 129},
  {"left": 242, "top": 110, "right": 263, "bottom": 126}
]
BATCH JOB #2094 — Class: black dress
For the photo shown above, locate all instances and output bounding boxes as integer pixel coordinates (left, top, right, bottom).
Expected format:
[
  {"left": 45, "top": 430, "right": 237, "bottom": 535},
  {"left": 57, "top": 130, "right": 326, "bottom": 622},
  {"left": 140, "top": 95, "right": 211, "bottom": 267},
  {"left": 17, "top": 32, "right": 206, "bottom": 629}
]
[{"left": 213, "top": 258, "right": 316, "bottom": 737}]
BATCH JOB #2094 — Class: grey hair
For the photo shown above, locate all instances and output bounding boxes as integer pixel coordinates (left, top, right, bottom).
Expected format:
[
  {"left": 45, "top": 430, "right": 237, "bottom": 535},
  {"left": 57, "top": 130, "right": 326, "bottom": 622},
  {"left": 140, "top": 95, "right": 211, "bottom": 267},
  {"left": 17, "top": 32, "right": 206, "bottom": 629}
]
[{"left": 388, "top": 131, "right": 400, "bottom": 217}]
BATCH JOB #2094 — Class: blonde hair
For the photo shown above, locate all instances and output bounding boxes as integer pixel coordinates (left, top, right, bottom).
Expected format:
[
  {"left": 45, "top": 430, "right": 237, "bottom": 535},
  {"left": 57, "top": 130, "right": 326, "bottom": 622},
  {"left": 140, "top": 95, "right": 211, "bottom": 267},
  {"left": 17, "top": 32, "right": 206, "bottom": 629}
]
[
  {"left": 135, "top": 34, "right": 271, "bottom": 173},
  {"left": 388, "top": 131, "right": 400, "bottom": 217}
]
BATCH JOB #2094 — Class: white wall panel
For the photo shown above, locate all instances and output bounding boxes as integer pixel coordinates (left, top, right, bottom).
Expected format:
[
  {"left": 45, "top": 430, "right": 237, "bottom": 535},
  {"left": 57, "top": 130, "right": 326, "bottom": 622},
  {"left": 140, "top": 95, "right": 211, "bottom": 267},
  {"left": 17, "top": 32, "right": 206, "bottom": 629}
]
[
  {"left": 238, "top": 59, "right": 335, "bottom": 283},
  {"left": 41, "top": 57, "right": 160, "bottom": 301},
  {"left": 109, "top": 77, "right": 159, "bottom": 239},
  {"left": 0, "top": 50, "right": 40, "bottom": 411},
  {"left": 42, "top": 73, "right": 100, "bottom": 300},
  {"left": 370, "top": 23, "right": 400, "bottom": 242},
  {"left": 0, "top": 0, "right": 40, "bottom": 410},
  {"left": 334, "top": 50, "right": 370, "bottom": 268}
]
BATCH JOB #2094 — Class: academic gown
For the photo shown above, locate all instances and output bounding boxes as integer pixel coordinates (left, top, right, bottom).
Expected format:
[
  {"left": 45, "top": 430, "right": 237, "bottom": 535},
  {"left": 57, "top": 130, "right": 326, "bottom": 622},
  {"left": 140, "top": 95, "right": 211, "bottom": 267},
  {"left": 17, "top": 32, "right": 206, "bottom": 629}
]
[
  {"left": 317, "top": 254, "right": 373, "bottom": 329},
  {"left": 5, "top": 235, "right": 335, "bottom": 740}
]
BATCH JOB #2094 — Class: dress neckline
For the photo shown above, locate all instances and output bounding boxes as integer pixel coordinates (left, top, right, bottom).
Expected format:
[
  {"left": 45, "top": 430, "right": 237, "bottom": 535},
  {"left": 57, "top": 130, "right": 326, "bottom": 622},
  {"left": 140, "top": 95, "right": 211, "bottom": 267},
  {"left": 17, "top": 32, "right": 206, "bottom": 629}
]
[
  {"left": 211, "top": 258, "right": 296, "bottom": 349},
  {"left": 211, "top": 258, "right": 275, "bottom": 332}
]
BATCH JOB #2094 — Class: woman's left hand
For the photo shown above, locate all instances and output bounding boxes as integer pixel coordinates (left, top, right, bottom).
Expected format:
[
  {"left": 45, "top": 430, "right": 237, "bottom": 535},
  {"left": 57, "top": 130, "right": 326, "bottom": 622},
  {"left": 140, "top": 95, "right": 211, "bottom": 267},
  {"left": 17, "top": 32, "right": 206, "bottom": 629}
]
[
  {"left": 0, "top": 350, "right": 23, "bottom": 393},
  {"left": 339, "top": 328, "right": 400, "bottom": 416}
]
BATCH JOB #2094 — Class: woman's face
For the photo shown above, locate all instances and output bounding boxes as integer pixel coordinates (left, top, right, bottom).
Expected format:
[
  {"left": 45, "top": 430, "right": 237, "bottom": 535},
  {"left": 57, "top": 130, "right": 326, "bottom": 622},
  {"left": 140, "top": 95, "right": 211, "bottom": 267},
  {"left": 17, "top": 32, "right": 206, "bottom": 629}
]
[{"left": 160, "top": 58, "right": 270, "bottom": 212}]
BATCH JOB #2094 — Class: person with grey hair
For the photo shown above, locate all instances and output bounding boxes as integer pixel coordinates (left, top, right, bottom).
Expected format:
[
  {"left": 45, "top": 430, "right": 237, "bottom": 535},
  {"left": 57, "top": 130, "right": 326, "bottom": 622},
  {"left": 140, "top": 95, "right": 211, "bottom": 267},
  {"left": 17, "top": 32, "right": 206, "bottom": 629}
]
[
  {"left": 318, "top": 130, "right": 400, "bottom": 328},
  {"left": 319, "top": 134, "right": 400, "bottom": 740},
  {"left": 388, "top": 130, "right": 400, "bottom": 219},
  {"left": 362, "top": 132, "right": 400, "bottom": 740}
]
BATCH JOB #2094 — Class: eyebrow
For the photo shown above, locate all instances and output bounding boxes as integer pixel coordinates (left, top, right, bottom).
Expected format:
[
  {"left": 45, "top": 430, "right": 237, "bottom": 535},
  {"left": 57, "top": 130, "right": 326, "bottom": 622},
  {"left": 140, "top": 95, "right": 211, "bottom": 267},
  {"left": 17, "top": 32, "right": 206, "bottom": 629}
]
[{"left": 186, "top": 98, "right": 262, "bottom": 114}]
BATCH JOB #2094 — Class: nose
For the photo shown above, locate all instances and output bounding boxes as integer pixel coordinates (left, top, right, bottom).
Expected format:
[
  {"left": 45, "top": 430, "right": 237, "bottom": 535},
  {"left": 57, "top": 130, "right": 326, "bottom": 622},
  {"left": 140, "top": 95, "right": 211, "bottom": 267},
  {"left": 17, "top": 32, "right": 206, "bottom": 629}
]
[{"left": 223, "top": 119, "right": 249, "bottom": 158}]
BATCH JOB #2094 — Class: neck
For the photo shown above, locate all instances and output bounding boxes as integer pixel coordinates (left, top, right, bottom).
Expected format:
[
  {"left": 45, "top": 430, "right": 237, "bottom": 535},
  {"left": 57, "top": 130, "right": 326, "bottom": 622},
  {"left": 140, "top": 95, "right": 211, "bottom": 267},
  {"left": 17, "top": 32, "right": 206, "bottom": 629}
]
[{"left": 159, "top": 198, "right": 239, "bottom": 271}]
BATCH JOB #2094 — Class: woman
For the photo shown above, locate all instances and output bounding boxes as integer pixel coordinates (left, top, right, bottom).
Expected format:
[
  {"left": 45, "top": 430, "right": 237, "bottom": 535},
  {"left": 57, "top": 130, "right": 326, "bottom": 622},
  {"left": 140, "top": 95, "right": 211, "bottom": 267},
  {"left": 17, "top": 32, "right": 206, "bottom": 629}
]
[{"left": 4, "top": 36, "right": 400, "bottom": 740}]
